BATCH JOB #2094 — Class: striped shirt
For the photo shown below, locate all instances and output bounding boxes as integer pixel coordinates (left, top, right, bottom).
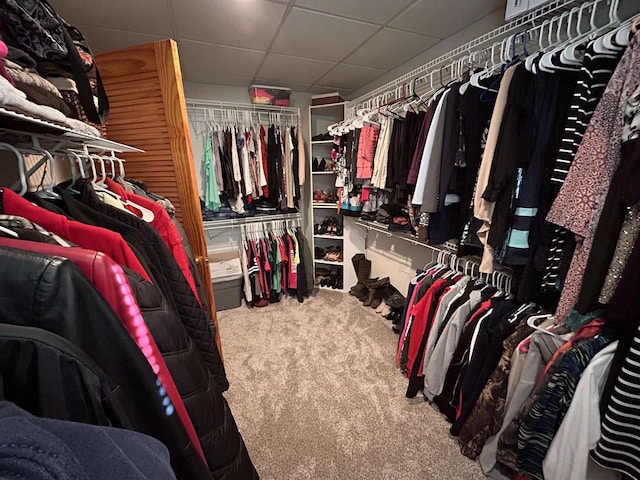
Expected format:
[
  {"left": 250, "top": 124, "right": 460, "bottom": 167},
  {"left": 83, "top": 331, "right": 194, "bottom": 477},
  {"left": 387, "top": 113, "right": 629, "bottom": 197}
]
[
  {"left": 550, "top": 44, "right": 623, "bottom": 185},
  {"left": 592, "top": 330, "right": 640, "bottom": 478},
  {"left": 517, "top": 334, "right": 613, "bottom": 480}
]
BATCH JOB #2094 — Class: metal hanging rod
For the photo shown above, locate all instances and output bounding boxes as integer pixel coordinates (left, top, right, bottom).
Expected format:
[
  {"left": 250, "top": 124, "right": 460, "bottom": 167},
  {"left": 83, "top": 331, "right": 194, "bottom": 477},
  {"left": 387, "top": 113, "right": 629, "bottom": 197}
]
[
  {"left": 203, "top": 212, "right": 302, "bottom": 233},
  {"left": 186, "top": 100, "right": 301, "bottom": 132},
  {"left": 355, "top": 219, "right": 457, "bottom": 251},
  {"left": 186, "top": 99, "right": 300, "bottom": 115},
  {"left": 347, "top": 0, "right": 592, "bottom": 110},
  {"left": 355, "top": 219, "right": 513, "bottom": 293}
]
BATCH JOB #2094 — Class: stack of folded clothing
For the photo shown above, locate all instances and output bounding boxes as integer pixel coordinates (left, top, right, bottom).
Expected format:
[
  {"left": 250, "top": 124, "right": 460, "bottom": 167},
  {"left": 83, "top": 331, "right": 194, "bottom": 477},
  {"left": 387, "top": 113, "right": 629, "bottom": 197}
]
[{"left": 0, "top": 2, "right": 109, "bottom": 135}]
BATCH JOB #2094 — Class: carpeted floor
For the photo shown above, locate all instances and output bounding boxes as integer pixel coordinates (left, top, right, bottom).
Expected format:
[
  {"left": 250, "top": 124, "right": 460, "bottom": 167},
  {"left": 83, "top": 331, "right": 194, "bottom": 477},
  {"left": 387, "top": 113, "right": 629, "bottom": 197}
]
[{"left": 218, "top": 289, "right": 486, "bottom": 480}]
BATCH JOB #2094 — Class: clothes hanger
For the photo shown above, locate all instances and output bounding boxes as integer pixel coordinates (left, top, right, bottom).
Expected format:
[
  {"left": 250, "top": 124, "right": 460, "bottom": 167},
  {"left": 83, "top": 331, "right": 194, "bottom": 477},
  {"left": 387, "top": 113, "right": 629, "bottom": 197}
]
[
  {"left": 525, "top": 21, "right": 543, "bottom": 72},
  {"left": 1, "top": 142, "right": 27, "bottom": 196},
  {"left": 85, "top": 152, "right": 154, "bottom": 222},
  {"left": 110, "top": 151, "right": 126, "bottom": 180},
  {"left": 64, "top": 150, "right": 85, "bottom": 193},
  {"left": 526, "top": 314, "right": 558, "bottom": 336},
  {"left": 537, "top": 15, "right": 579, "bottom": 71},
  {"left": 469, "top": 43, "right": 501, "bottom": 92},
  {"left": 591, "top": 0, "right": 621, "bottom": 54},
  {"left": 561, "top": 0, "right": 614, "bottom": 60},
  {"left": 557, "top": 6, "right": 587, "bottom": 66},
  {"left": 30, "top": 147, "right": 60, "bottom": 200}
]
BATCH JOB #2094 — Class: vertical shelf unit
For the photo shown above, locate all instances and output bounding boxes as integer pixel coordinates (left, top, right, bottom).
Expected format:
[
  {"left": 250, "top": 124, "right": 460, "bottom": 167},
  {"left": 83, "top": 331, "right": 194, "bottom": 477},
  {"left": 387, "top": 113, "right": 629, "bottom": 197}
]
[{"left": 309, "top": 102, "right": 345, "bottom": 290}]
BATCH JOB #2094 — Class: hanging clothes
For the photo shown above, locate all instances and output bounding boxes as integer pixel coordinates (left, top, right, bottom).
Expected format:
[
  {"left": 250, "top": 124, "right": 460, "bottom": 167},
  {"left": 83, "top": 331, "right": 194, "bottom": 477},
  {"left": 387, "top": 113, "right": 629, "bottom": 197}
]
[
  {"left": 546, "top": 30, "right": 640, "bottom": 322},
  {"left": 203, "top": 133, "right": 221, "bottom": 212}
]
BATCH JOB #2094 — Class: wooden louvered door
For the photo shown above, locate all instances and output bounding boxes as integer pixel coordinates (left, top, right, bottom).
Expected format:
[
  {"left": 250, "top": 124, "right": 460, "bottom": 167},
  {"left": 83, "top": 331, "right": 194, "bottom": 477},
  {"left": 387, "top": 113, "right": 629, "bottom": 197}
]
[{"left": 95, "top": 39, "right": 223, "bottom": 360}]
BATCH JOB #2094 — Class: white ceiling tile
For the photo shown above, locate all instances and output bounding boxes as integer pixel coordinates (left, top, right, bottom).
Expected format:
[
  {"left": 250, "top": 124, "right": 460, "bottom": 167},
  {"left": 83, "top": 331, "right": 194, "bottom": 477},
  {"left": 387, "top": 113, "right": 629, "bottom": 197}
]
[
  {"left": 172, "top": 0, "right": 287, "bottom": 50},
  {"left": 390, "top": 0, "right": 504, "bottom": 37},
  {"left": 71, "top": 25, "right": 169, "bottom": 54},
  {"left": 257, "top": 54, "right": 336, "bottom": 84},
  {"left": 178, "top": 41, "right": 263, "bottom": 84},
  {"left": 293, "top": 0, "right": 413, "bottom": 25},
  {"left": 52, "top": 0, "right": 174, "bottom": 36},
  {"left": 316, "top": 64, "right": 385, "bottom": 90},
  {"left": 271, "top": 8, "right": 378, "bottom": 62},
  {"left": 344, "top": 28, "right": 439, "bottom": 70}
]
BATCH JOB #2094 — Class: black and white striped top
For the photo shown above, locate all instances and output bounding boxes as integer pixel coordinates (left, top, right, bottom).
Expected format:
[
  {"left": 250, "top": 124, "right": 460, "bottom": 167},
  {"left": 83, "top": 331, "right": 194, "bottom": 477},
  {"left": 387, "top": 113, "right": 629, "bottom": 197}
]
[
  {"left": 550, "top": 44, "right": 623, "bottom": 185},
  {"left": 591, "top": 326, "right": 640, "bottom": 478}
]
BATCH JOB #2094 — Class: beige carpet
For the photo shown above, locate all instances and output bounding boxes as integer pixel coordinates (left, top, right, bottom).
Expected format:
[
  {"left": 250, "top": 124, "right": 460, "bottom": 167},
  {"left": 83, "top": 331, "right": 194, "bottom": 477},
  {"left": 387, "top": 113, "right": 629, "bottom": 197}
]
[{"left": 218, "top": 289, "right": 486, "bottom": 480}]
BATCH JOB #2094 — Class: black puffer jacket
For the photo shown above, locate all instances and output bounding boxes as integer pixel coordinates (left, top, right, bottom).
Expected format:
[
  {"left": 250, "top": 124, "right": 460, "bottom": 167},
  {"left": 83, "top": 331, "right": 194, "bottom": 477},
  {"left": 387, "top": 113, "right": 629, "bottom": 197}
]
[
  {"left": 76, "top": 184, "right": 227, "bottom": 391},
  {"left": 126, "top": 268, "right": 257, "bottom": 477},
  {"left": 30, "top": 187, "right": 258, "bottom": 479},
  {"left": 0, "top": 246, "right": 211, "bottom": 480}
]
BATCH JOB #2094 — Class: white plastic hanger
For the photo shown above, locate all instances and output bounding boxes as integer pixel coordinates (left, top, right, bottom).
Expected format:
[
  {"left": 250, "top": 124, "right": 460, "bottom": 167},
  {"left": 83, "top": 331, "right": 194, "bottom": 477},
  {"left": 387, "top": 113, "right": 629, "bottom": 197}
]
[
  {"left": 591, "top": 0, "right": 621, "bottom": 54},
  {"left": 469, "top": 42, "right": 501, "bottom": 92},
  {"left": 539, "top": 12, "right": 583, "bottom": 72},
  {"left": 0, "top": 142, "right": 27, "bottom": 196},
  {"left": 86, "top": 152, "right": 155, "bottom": 222},
  {"left": 526, "top": 314, "right": 556, "bottom": 336},
  {"left": 30, "top": 147, "right": 60, "bottom": 200}
]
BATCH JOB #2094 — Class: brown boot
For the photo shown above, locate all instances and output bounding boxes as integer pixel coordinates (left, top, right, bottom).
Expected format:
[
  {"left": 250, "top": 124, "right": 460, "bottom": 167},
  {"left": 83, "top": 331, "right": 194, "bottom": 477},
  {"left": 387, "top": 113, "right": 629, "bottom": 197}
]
[
  {"left": 361, "top": 277, "right": 382, "bottom": 304},
  {"left": 350, "top": 254, "right": 371, "bottom": 297},
  {"left": 364, "top": 286, "right": 383, "bottom": 307},
  {"left": 348, "top": 253, "right": 366, "bottom": 296}
]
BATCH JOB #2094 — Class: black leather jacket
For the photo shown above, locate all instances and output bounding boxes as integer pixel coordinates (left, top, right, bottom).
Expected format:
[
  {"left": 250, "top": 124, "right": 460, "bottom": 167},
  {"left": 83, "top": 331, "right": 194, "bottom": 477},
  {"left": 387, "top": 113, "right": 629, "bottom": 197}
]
[{"left": 0, "top": 246, "right": 212, "bottom": 480}]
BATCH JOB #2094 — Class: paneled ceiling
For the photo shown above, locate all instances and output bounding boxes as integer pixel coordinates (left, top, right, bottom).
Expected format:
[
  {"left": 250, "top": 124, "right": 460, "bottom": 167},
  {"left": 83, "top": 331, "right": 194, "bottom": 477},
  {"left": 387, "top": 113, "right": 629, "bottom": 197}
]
[{"left": 51, "top": 0, "right": 505, "bottom": 95}]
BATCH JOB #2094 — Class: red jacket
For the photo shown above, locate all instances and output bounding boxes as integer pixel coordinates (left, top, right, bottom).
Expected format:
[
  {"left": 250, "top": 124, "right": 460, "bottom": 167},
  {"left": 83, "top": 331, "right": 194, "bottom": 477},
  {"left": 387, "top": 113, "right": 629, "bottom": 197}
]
[
  {"left": 105, "top": 179, "right": 201, "bottom": 303},
  {"left": 1, "top": 188, "right": 151, "bottom": 282}
]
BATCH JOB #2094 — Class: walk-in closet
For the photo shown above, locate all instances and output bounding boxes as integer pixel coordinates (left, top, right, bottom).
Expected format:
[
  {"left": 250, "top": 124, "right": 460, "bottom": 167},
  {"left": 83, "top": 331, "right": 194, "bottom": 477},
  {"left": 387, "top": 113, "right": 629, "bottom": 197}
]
[{"left": 1, "top": 0, "right": 640, "bottom": 479}]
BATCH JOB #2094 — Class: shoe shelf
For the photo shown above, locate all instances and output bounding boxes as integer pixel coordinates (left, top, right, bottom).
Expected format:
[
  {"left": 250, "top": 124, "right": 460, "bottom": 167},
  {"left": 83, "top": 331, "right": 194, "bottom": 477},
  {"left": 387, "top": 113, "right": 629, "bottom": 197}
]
[
  {"left": 309, "top": 101, "right": 345, "bottom": 291},
  {"left": 314, "top": 259, "right": 344, "bottom": 266},
  {"left": 314, "top": 234, "right": 344, "bottom": 240}
]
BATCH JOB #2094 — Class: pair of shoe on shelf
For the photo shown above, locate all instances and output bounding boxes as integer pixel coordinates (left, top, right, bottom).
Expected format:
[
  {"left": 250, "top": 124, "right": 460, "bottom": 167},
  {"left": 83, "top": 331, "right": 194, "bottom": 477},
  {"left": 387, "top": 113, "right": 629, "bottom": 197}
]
[
  {"left": 313, "top": 188, "right": 338, "bottom": 204},
  {"left": 312, "top": 132, "right": 333, "bottom": 141},
  {"left": 314, "top": 216, "right": 342, "bottom": 236},
  {"left": 323, "top": 245, "right": 342, "bottom": 262},
  {"left": 314, "top": 245, "right": 342, "bottom": 262},
  {"left": 312, "top": 157, "right": 334, "bottom": 172},
  {"left": 315, "top": 266, "right": 343, "bottom": 289}
]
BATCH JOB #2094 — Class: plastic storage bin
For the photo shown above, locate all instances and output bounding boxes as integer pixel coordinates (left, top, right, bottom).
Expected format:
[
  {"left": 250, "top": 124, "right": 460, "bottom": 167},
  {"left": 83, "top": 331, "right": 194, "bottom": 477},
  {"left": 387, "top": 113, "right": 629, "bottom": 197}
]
[
  {"left": 249, "top": 85, "right": 291, "bottom": 106},
  {"left": 209, "top": 251, "right": 243, "bottom": 311}
]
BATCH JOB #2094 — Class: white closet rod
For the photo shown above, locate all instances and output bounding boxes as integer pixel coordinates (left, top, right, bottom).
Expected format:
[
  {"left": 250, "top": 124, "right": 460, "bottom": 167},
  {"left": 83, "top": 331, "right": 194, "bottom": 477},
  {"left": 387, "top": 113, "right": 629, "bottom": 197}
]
[
  {"left": 186, "top": 98, "right": 299, "bottom": 114},
  {"left": 347, "top": 0, "right": 592, "bottom": 110},
  {"left": 186, "top": 100, "right": 300, "bottom": 129}
]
